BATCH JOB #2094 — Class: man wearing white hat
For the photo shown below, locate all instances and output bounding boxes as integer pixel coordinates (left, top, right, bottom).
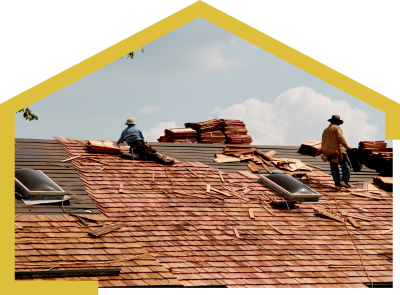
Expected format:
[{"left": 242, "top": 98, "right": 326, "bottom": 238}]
[
  {"left": 117, "top": 118, "right": 174, "bottom": 165},
  {"left": 322, "top": 115, "right": 352, "bottom": 190}
]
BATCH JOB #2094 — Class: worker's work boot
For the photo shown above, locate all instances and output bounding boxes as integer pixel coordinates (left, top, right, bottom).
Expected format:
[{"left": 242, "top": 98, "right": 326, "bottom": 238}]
[
  {"left": 335, "top": 184, "right": 342, "bottom": 190},
  {"left": 340, "top": 181, "right": 351, "bottom": 188},
  {"left": 163, "top": 158, "right": 175, "bottom": 165}
]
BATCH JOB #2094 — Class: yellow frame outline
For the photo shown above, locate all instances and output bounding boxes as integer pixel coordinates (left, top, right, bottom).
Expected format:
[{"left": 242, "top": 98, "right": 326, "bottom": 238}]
[{"left": 1, "top": 1, "right": 398, "bottom": 294}]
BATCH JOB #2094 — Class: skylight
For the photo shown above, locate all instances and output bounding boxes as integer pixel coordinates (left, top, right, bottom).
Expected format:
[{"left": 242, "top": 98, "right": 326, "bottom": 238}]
[
  {"left": 15, "top": 168, "right": 65, "bottom": 200},
  {"left": 259, "top": 173, "right": 320, "bottom": 202}
]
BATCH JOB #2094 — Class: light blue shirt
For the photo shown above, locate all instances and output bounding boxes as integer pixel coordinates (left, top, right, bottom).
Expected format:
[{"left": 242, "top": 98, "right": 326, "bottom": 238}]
[{"left": 119, "top": 125, "right": 144, "bottom": 145}]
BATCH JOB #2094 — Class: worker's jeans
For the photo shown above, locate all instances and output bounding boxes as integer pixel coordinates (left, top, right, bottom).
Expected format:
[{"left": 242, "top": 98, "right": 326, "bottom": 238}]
[{"left": 329, "top": 153, "right": 350, "bottom": 186}]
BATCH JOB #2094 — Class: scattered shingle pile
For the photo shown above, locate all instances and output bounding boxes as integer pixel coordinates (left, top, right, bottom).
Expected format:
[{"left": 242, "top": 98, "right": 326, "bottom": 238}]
[
  {"left": 358, "top": 141, "right": 392, "bottom": 176},
  {"left": 19, "top": 136, "right": 392, "bottom": 288},
  {"left": 214, "top": 146, "right": 316, "bottom": 174},
  {"left": 298, "top": 140, "right": 322, "bottom": 156},
  {"left": 158, "top": 128, "right": 198, "bottom": 143}
]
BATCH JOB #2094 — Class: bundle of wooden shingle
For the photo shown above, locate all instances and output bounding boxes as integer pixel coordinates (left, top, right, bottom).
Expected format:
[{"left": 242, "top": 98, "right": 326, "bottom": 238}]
[
  {"left": 197, "top": 130, "right": 225, "bottom": 144},
  {"left": 298, "top": 140, "right": 322, "bottom": 156},
  {"left": 222, "top": 119, "right": 252, "bottom": 144},
  {"left": 359, "top": 140, "right": 387, "bottom": 151},
  {"left": 183, "top": 119, "right": 222, "bottom": 144},
  {"left": 373, "top": 177, "right": 393, "bottom": 192},
  {"left": 157, "top": 128, "right": 198, "bottom": 143},
  {"left": 86, "top": 140, "right": 121, "bottom": 154},
  {"left": 358, "top": 141, "right": 392, "bottom": 176},
  {"left": 157, "top": 136, "right": 169, "bottom": 142},
  {"left": 221, "top": 119, "right": 248, "bottom": 135},
  {"left": 225, "top": 134, "right": 253, "bottom": 144},
  {"left": 185, "top": 118, "right": 224, "bottom": 132},
  {"left": 158, "top": 118, "right": 253, "bottom": 144}
]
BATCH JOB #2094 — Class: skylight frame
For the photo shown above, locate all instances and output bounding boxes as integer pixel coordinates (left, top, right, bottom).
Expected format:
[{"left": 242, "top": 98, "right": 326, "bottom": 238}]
[
  {"left": 259, "top": 174, "right": 321, "bottom": 202},
  {"left": 15, "top": 169, "right": 66, "bottom": 199}
]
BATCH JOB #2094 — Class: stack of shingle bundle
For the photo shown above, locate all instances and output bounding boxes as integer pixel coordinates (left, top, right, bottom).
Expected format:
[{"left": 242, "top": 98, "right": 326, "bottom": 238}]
[
  {"left": 225, "top": 134, "right": 253, "bottom": 144},
  {"left": 197, "top": 130, "right": 225, "bottom": 144},
  {"left": 369, "top": 151, "right": 392, "bottom": 168},
  {"left": 358, "top": 140, "right": 392, "bottom": 176},
  {"left": 185, "top": 118, "right": 224, "bottom": 132},
  {"left": 184, "top": 118, "right": 224, "bottom": 144},
  {"left": 86, "top": 140, "right": 121, "bottom": 154},
  {"left": 373, "top": 177, "right": 393, "bottom": 191},
  {"left": 298, "top": 140, "right": 322, "bottom": 156},
  {"left": 157, "top": 136, "right": 169, "bottom": 142},
  {"left": 222, "top": 119, "right": 248, "bottom": 136},
  {"left": 359, "top": 140, "right": 387, "bottom": 151},
  {"left": 157, "top": 128, "right": 198, "bottom": 143},
  {"left": 374, "top": 152, "right": 393, "bottom": 176},
  {"left": 358, "top": 141, "right": 387, "bottom": 162}
]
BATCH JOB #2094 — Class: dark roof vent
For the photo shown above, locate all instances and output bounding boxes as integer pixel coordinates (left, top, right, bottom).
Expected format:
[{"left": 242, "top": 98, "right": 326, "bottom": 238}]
[
  {"left": 15, "top": 169, "right": 65, "bottom": 200},
  {"left": 259, "top": 174, "right": 320, "bottom": 202}
]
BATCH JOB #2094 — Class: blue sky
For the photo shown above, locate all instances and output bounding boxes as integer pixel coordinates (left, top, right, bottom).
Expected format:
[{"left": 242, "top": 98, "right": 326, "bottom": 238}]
[{"left": 15, "top": 18, "right": 389, "bottom": 148}]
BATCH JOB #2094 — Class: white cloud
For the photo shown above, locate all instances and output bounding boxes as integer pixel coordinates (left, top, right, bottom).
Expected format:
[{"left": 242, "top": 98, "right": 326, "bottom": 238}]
[
  {"left": 192, "top": 44, "right": 240, "bottom": 72},
  {"left": 211, "top": 86, "right": 379, "bottom": 147},
  {"left": 143, "top": 121, "right": 178, "bottom": 142},
  {"left": 138, "top": 106, "right": 162, "bottom": 114}
]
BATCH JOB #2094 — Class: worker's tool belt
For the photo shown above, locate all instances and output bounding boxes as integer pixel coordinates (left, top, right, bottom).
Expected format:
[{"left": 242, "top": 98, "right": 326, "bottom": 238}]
[
  {"left": 328, "top": 153, "right": 343, "bottom": 164},
  {"left": 135, "top": 140, "right": 157, "bottom": 155}
]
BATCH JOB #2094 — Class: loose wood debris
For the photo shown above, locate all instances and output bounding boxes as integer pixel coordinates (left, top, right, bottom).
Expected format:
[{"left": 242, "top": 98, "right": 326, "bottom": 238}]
[
  {"left": 247, "top": 161, "right": 261, "bottom": 172},
  {"left": 89, "top": 223, "right": 127, "bottom": 238},
  {"left": 350, "top": 192, "right": 383, "bottom": 200},
  {"left": 248, "top": 209, "right": 255, "bottom": 219},
  {"left": 346, "top": 217, "right": 361, "bottom": 228}
]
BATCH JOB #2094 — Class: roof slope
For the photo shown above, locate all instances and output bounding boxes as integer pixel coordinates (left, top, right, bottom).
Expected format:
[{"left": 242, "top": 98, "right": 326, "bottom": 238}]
[
  {"left": 15, "top": 138, "right": 99, "bottom": 215},
  {"left": 18, "top": 136, "right": 389, "bottom": 288}
]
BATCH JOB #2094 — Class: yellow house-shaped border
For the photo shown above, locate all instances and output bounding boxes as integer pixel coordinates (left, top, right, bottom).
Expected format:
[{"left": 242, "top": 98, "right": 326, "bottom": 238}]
[{"left": 1, "top": 1, "right": 398, "bottom": 294}]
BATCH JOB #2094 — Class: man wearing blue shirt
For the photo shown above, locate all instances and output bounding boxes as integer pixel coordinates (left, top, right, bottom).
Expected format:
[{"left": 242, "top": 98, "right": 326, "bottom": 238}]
[{"left": 117, "top": 118, "right": 174, "bottom": 165}]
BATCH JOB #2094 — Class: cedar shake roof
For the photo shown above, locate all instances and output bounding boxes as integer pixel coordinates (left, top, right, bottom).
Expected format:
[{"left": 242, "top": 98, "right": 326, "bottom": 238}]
[{"left": 14, "top": 137, "right": 393, "bottom": 288}]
